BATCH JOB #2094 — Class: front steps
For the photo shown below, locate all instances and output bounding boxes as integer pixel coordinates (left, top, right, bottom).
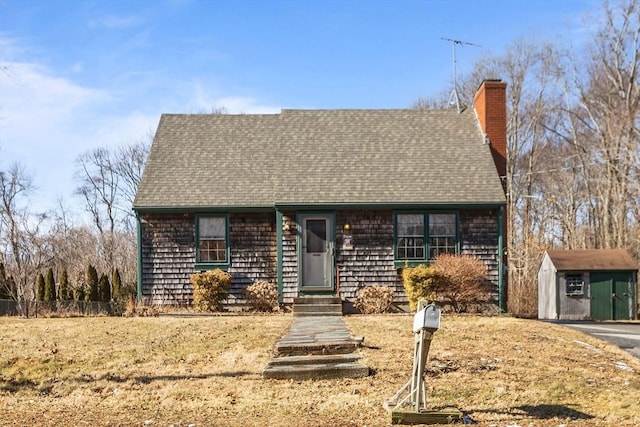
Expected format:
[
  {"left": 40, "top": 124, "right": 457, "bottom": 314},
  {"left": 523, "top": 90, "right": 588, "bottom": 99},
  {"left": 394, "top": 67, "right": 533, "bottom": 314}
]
[
  {"left": 292, "top": 296, "right": 343, "bottom": 317},
  {"left": 263, "top": 297, "right": 368, "bottom": 380},
  {"left": 263, "top": 353, "right": 368, "bottom": 380}
]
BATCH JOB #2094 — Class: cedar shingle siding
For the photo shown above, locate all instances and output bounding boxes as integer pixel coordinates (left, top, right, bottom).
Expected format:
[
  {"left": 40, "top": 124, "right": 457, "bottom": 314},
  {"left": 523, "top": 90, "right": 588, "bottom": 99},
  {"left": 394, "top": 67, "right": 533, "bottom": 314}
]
[
  {"left": 140, "top": 209, "right": 501, "bottom": 306},
  {"left": 141, "top": 213, "right": 195, "bottom": 305},
  {"left": 141, "top": 213, "right": 278, "bottom": 305}
]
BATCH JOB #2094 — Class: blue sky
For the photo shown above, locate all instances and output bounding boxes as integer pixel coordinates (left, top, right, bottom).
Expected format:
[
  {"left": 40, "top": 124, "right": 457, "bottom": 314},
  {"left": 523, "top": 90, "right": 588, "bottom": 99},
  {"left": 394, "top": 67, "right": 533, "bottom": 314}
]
[{"left": 1, "top": 0, "right": 599, "bottom": 217}]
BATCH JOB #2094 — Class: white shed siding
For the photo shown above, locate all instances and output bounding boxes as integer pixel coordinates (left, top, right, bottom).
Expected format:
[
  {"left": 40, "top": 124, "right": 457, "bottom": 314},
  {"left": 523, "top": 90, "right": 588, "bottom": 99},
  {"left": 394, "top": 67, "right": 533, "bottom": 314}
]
[
  {"left": 557, "top": 272, "right": 591, "bottom": 320},
  {"left": 538, "top": 253, "right": 557, "bottom": 319}
]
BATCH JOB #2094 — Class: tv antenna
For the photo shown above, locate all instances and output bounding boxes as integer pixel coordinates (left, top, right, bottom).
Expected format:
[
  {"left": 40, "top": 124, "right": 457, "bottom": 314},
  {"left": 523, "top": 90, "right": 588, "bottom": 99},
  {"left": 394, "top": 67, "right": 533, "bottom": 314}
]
[{"left": 441, "top": 37, "right": 481, "bottom": 113}]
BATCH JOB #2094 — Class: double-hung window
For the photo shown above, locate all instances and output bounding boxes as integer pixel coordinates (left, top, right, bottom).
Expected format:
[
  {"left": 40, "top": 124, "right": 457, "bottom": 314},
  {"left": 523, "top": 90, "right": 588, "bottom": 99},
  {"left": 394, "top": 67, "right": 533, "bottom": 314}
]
[
  {"left": 428, "top": 214, "right": 457, "bottom": 259},
  {"left": 395, "top": 212, "right": 458, "bottom": 265},
  {"left": 196, "top": 215, "right": 229, "bottom": 267},
  {"left": 396, "top": 214, "right": 425, "bottom": 260}
]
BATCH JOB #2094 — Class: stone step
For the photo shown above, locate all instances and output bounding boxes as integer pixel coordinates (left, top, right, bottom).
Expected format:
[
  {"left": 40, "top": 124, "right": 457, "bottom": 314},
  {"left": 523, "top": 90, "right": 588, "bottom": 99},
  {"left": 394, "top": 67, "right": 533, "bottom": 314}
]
[
  {"left": 293, "top": 303, "right": 343, "bottom": 314},
  {"left": 263, "top": 361, "right": 369, "bottom": 380},
  {"left": 275, "top": 339, "right": 361, "bottom": 356},
  {"left": 293, "top": 311, "right": 343, "bottom": 317},
  {"left": 292, "top": 296, "right": 343, "bottom": 317},
  {"left": 266, "top": 353, "right": 362, "bottom": 367},
  {"left": 293, "top": 296, "right": 341, "bottom": 305}
]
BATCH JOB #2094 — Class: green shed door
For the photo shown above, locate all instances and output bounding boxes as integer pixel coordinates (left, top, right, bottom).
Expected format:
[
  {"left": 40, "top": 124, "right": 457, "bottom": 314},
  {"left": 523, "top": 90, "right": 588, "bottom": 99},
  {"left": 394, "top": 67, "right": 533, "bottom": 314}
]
[
  {"left": 590, "top": 273, "right": 612, "bottom": 320},
  {"left": 612, "top": 272, "right": 631, "bottom": 320},
  {"left": 590, "top": 272, "right": 632, "bottom": 321}
]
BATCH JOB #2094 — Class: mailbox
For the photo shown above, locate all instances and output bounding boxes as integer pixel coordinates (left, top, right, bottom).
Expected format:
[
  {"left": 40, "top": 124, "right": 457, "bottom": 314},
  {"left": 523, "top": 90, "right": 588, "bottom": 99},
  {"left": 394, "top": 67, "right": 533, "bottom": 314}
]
[{"left": 412, "top": 303, "right": 441, "bottom": 333}]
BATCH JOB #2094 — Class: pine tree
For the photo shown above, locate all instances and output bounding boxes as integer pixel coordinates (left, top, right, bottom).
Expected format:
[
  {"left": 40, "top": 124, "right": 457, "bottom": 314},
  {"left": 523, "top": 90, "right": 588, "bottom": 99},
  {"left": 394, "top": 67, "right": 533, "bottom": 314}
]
[
  {"left": 87, "top": 265, "right": 99, "bottom": 301},
  {"left": 58, "top": 269, "right": 69, "bottom": 300},
  {"left": 0, "top": 263, "right": 10, "bottom": 299},
  {"left": 74, "top": 284, "right": 85, "bottom": 302},
  {"left": 98, "top": 273, "right": 111, "bottom": 302},
  {"left": 36, "top": 273, "right": 46, "bottom": 301},
  {"left": 112, "top": 268, "right": 122, "bottom": 300},
  {"left": 44, "top": 268, "right": 56, "bottom": 302}
]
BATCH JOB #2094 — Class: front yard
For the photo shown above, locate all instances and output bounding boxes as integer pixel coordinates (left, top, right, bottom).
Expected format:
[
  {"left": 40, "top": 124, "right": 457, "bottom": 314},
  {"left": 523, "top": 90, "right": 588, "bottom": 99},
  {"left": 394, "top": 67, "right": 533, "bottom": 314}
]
[{"left": 1, "top": 314, "right": 638, "bottom": 426}]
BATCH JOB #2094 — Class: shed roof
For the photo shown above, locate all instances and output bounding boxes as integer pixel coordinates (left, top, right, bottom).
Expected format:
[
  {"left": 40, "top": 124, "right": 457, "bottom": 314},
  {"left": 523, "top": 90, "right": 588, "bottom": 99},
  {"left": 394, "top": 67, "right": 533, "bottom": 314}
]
[
  {"left": 134, "top": 108, "right": 506, "bottom": 210},
  {"left": 545, "top": 249, "right": 639, "bottom": 271}
]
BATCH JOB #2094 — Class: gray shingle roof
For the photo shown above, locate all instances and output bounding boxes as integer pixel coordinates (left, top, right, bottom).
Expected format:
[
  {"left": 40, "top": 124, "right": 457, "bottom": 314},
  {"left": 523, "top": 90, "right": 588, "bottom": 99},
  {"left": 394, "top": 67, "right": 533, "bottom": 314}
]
[{"left": 134, "top": 108, "right": 506, "bottom": 209}]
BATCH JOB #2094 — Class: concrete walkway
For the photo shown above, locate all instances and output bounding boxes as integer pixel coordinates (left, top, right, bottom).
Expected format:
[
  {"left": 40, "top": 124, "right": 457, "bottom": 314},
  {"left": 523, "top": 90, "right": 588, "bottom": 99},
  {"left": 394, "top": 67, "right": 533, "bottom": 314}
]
[{"left": 263, "top": 315, "right": 368, "bottom": 379}]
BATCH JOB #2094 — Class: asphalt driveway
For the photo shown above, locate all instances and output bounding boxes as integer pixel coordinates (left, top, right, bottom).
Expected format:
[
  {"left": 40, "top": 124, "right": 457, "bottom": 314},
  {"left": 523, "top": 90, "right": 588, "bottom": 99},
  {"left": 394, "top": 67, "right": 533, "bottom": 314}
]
[{"left": 547, "top": 321, "right": 640, "bottom": 358}]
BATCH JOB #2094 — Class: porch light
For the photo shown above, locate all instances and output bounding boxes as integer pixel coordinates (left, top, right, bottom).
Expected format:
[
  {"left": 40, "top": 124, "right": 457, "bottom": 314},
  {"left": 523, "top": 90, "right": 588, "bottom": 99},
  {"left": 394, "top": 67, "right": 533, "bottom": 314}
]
[
  {"left": 283, "top": 222, "right": 291, "bottom": 231},
  {"left": 343, "top": 223, "right": 351, "bottom": 231}
]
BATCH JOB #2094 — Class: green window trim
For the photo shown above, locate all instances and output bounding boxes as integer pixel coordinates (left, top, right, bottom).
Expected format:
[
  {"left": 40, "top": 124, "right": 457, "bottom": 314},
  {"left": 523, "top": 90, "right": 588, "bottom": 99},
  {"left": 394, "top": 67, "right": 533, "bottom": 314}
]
[
  {"left": 195, "top": 214, "right": 230, "bottom": 269},
  {"left": 393, "top": 211, "right": 459, "bottom": 268}
]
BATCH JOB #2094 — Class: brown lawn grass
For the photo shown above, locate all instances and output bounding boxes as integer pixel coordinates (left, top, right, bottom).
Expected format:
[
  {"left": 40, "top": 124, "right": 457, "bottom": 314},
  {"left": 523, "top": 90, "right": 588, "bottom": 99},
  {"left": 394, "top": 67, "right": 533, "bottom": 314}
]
[{"left": 1, "top": 314, "right": 639, "bottom": 426}]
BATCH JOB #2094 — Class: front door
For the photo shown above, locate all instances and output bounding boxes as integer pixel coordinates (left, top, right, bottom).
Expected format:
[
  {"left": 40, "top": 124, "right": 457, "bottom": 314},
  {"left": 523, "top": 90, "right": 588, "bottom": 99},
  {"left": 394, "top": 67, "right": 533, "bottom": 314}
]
[{"left": 299, "top": 214, "right": 334, "bottom": 292}]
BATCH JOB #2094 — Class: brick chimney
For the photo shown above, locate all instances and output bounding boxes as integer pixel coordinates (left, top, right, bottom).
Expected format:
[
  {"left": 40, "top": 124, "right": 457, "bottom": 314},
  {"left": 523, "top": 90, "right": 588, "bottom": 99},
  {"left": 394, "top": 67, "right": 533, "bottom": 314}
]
[{"left": 474, "top": 80, "right": 507, "bottom": 188}]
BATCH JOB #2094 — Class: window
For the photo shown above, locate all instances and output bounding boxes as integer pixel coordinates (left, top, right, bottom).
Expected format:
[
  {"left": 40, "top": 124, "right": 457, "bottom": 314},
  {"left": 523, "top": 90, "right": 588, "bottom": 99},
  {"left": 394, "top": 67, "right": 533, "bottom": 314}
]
[
  {"left": 566, "top": 274, "right": 584, "bottom": 296},
  {"left": 196, "top": 216, "right": 228, "bottom": 265},
  {"left": 396, "top": 214, "right": 425, "bottom": 259},
  {"left": 306, "top": 219, "right": 327, "bottom": 253},
  {"left": 429, "top": 214, "right": 457, "bottom": 259},
  {"left": 395, "top": 212, "right": 458, "bottom": 263}
]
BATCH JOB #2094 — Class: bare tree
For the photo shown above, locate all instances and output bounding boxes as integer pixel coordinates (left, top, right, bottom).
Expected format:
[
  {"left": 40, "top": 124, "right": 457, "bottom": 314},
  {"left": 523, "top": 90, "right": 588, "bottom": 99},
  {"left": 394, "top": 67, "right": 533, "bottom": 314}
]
[
  {"left": 113, "top": 133, "right": 152, "bottom": 232},
  {"left": 75, "top": 147, "right": 119, "bottom": 272},
  {"left": 74, "top": 133, "right": 152, "bottom": 290},
  {"left": 0, "top": 162, "right": 50, "bottom": 306},
  {"left": 559, "top": 0, "right": 639, "bottom": 255}
]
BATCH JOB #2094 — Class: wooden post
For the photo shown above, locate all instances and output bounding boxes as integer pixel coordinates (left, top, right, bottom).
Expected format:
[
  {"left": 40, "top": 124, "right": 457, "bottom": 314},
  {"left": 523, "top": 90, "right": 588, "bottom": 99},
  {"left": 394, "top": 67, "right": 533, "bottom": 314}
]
[{"left": 386, "top": 303, "right": 463, "bottom": 424}]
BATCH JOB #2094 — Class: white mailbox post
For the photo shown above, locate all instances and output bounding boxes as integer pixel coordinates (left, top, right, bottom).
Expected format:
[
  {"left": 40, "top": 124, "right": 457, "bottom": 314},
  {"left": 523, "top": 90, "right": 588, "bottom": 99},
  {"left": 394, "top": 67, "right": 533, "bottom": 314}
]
[{"left": 385, "top": 301, "right": 462, "bottom": 424}]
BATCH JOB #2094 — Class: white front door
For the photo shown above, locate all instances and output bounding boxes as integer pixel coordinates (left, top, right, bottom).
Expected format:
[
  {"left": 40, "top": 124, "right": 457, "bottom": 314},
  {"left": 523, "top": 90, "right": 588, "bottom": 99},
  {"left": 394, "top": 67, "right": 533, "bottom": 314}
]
[{"left": 300, "top": 215, "right": 334, "bottom": 291}]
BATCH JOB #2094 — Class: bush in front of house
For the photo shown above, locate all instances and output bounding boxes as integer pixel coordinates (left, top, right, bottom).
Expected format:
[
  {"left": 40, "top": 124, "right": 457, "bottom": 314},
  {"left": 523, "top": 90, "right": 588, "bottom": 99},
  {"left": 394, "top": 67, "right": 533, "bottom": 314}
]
[
  {"left": 244, "top": 281, "right": 279, "bottom": 312},
  {"left": 431, "top": 254, "right": 492, "bottom": 313},
  {"left": 353, "top": 285, "right": 394, "bottom": 314},
  {"left": 190, "top": 269, "right": 232, "bottom": 312},
  {"left": 401, "top": 264, "right": 441, "bottom": 312}
]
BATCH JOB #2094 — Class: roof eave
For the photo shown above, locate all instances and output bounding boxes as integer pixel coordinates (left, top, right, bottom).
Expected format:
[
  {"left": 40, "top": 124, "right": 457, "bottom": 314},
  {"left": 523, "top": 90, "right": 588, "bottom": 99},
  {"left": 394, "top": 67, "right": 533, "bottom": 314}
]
[{"left": 134, "top": 200, "right": 506, "bottom": 213}]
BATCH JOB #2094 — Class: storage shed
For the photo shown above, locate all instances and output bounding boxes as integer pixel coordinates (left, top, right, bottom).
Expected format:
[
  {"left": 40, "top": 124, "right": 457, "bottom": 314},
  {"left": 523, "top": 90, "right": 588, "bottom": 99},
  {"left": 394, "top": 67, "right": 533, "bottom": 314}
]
[{"left": 538, "top": 249, "right": 638, "bottom": 320}]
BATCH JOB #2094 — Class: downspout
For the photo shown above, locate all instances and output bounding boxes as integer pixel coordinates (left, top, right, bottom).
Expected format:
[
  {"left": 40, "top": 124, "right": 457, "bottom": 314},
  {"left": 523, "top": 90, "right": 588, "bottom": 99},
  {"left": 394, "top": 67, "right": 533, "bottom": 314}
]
[
  {"left": 276, "top": 210, "right": 284, "bottom": 304},
  {"left": 136, "top": 212, "right": 143, "bottom": 302},
  {"left": 497, "top": 206, "right": 505, "bottom": 312}
]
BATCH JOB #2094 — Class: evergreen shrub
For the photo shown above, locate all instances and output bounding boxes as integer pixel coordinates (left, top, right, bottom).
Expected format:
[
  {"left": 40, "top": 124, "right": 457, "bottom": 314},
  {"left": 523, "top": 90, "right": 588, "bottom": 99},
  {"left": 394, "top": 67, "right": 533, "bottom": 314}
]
[
  {"left": 401, "top": 264, "right": 441, "bottom": 312},
  {"left": 98, "top": 274, "right": 111, "bottom": 302},
  {"left": 87, "top": 265, "right": 99, "bottom": 301},
  {"left": 44, "top": 268, "right": 56, "bottom": 302},
  {"left": 36, "top": 273, "right": 46, "bottom": 302},
  {"left": 58, "top": 269, "right": 70, "bottom": 300}
]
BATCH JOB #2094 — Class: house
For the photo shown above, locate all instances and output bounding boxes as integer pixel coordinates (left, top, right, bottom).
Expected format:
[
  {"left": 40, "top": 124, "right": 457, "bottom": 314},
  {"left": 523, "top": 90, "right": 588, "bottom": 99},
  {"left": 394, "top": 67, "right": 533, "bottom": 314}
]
[
  {"left": 538, "top": 249, "right": 638, "bottom": 320},
  {"left": 133, "top": 80, "right": 508, "bottom": 309}
]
